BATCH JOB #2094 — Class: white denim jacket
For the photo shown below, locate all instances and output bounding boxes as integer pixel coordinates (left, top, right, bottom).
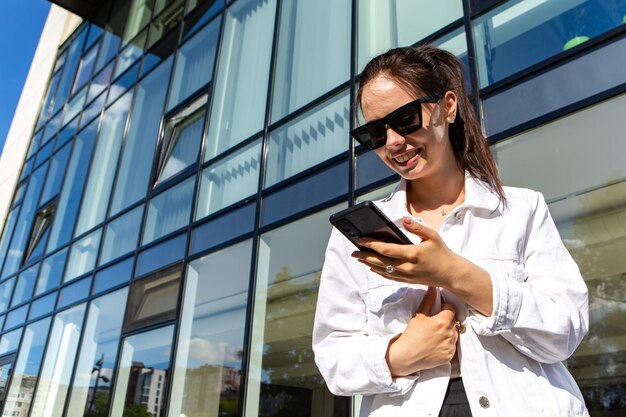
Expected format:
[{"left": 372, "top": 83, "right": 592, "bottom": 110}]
[{"left": 313, "top": 175, "right": 590, "bottom": 417}]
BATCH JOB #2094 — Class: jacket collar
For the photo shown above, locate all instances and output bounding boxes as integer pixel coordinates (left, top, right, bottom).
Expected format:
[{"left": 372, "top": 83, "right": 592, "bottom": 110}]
[{"left": 379, "top": 173, "right": 502, "bottom": 222}]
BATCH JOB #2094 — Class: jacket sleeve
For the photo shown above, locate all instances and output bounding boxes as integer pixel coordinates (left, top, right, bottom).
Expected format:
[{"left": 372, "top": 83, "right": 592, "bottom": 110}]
[
  {"left": 312, "top": 228, "right": 419, "bottom": 396},
  {"left": 467, "top": 191, "right": 589, "bottom": 363}
]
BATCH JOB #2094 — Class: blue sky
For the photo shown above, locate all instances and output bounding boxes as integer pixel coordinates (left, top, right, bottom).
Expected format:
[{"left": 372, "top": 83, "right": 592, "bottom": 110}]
[{"left": 0, "top": 0, "right": 51, "bottom": 155}]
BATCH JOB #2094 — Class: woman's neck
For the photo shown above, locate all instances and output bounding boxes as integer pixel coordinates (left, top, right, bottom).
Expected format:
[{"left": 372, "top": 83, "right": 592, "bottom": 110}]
[{"left": 406, "top": 167, "right": 465, "bottom": 213}]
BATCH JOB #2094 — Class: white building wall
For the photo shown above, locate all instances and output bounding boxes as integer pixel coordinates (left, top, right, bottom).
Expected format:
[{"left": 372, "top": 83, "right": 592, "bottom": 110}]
[{"left": 0, "top": 5, "right": 82, "bottom": 233}]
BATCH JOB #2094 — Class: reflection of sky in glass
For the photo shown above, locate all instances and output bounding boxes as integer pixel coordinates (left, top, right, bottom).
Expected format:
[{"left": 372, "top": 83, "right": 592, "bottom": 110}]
[{"left": 123, "top": 326, "right": 174, "bottom": 370}]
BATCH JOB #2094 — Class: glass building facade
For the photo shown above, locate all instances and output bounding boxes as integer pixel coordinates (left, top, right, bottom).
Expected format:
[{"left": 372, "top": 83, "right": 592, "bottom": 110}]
[{"left": 0, "top": 0, "right": 625, "bottom": 416}]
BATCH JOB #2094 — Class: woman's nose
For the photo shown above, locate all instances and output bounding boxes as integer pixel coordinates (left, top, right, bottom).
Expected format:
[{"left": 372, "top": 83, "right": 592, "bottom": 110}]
[{"left": 385, "top": 126, "right": 406, "bottom": 148}]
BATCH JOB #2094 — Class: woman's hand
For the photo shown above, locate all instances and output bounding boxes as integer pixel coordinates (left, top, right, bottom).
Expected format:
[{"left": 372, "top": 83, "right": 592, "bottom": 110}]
[
  {"left": 352, "top": 217, "right": 493, "bottom": 316},
  {"left": 387, "top": 286, "right": 458, "bottom": 376}
]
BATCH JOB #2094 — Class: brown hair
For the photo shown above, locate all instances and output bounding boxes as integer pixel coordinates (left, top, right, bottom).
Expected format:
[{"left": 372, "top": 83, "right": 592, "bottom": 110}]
[{"left": 356, "top": 45, "right": 506, "bottom": 207}]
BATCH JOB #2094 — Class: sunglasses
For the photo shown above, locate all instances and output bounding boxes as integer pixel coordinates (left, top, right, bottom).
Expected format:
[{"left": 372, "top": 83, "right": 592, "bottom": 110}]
[{"left": 350, "top": 94, "right": 442, "bottom": 150}]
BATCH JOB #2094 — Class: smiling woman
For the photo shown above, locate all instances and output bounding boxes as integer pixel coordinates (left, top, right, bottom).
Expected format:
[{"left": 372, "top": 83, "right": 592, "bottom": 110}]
[{"left": 313, "top": 45, "right": 590, "bottom": 417}]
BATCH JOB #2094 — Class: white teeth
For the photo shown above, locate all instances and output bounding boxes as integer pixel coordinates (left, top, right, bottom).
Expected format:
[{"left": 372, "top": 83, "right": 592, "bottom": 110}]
[{"left": 394, "top": 149, "right": 420, "bottom": 163}]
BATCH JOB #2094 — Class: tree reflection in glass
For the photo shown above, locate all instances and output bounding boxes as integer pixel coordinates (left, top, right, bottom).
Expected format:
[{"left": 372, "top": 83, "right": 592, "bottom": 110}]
[
  {"left": 246, "top": 205, "right": 349, "bottom": 417},
  {"left": 168, "top": 240, "right": 251, "bottom": 417}
]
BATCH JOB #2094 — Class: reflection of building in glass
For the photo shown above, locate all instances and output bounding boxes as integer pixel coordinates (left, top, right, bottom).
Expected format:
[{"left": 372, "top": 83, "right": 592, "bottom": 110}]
[
  {"left": 127, "top": 363, "right": 166, "bottom": 417},
  {"left": 180, "top": 364, "right": 241, "bottom": 415},
  {"left": 0, "top": 0, "right": 626, "bottom": 416},
  {"left": 3, "top": 375, "right": 36, "bottom": 417}
]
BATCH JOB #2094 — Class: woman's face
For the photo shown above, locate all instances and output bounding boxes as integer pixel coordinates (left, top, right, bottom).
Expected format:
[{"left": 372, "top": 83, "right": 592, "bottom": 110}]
[{"left": 360, "top": 75, "right": 457, "bottom": 181}]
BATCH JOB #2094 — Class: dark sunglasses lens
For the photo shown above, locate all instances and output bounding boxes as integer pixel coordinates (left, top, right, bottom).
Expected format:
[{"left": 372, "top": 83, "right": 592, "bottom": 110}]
[
  {"left": 353, "top": 124, "right": 386, "bottom": 149},
  {"left": 389, "top": 105, "right": 421, "bottom": 135}
]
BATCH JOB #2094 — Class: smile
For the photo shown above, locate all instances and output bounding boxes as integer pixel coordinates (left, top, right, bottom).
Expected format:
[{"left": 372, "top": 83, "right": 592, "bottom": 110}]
[{"left": 393, "top": 148, "right": 422, "bottom": 164}]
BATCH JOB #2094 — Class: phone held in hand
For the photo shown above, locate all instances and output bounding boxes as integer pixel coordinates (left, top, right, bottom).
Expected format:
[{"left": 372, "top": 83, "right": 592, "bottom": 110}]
[{"left": 329, "top": 201, "right": 412, "bottom": 251}]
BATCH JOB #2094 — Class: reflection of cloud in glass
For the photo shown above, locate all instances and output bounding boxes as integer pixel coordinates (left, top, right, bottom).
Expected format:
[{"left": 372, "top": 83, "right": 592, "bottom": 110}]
[
  {"left": 188, "top": 338, "right": 239, "bottom": 365},
  {"left": 106, "top": 90, "right": 133, "bottom": 117}
]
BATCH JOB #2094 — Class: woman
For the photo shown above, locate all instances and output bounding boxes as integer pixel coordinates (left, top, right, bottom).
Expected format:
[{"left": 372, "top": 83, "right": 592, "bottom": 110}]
[{"left": 312, "top": 45, "right": 589, "bottom": 417}]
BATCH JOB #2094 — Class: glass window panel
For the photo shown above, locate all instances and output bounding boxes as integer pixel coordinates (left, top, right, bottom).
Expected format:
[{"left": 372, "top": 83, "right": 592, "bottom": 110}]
[
  {"left": 0, "top": 358, "right": 10, "bottom": 404},
  {"left": 64, "top": 87, "right": 88, "bottom": 127},
  {"left": 261, "top": 161, "right": 349, "bottom": 227},
  {"left": 57, "top": 277, "right": 91, "bottom": 309},
  {"left": 11, "top": 182, "right": 26, "bottom": 208},
  {"left": 136, "top": 233, "right": 186, "bottom": 277},
  {"left": 72, "top": 44, "right": 99, "bottom": 95},
  {"left": 93, "top": 257, "right": 134, "bottom": 294},
  {"left": 431, "top": 27, "right": 471, "bottom": 94},
  {"left": 355, "top": 150, "right": 397, "bottom": 191},
  {"left": 566, "top": 204, "right": 626, "bottom": 411},
  {"left": 141, "top": 29, "right": 178, "bottom": 77},
  {"left": 1, "top": 162, "right": 49, "bottom": 279},
  {"left": 42, "top": 110, "right": 63, "bottom": 147},
  {"left": 24, "top": 202, "right": 56, "bottom": 264},
  {"left": 27, "top": 130, "right": 44, "bottom": 160},
  {"left": 473, "top": 0, "right": 626, "bottom": 88},
  {"left": 10, "top": 183, "right": 25, "bottom": 209},
  {"left": 53, "top": 28, "right": 88, "bottom": 115},
  {"left": 35, "top": 248, "right": 68, "bottom": 296},
  {"left": 20, "top": 157, "right": 35, "bottom": 181},
  {"left": 271, "top": 0, "right": 350, "bottom": 122},
  {"left": 115, "top": 28, "right": 148, "bottom": 78},
  {"left": 1, "top": 318, "right": 51, "bottom": 417},
  {"left": 99, "top": 205, "right": 143, "bottom": 266},
  {"left": 265, "top": 90, "right": 350, "bottom": 188},
  {"left": 483, "top": 35, "right": 626, "bottom": 138},
  {"left": 34, "top": 140, "right": 54, "bottom": 168},
  {"left": 167, "top": 16, "right": 220, "bottom": 110},
  {"left": 108, "top": 60, "right": 140, "bottom": 106},
  {"left": 110, "top": 58, "right": 173, "bottom": 216},
  {"left": 189, "top": 202, "right": 255, "bottom": 255},
  {"left": 147, "top": 0, "right": 184, "bottom": 49},
  {"left": 10, "top": 264, "right": 39, "bottom": 307},
  {"left": 28, "top": 292, "right": 57, "bottom": 320},
  {"left": 156, "top": 95, "right": 206, "bottom": 185},
  {"left": 56, "top": 116, "right": 79, "bottom": 149},
  {"left": 124, "top": 265, "right": 182, "bottom": 332},
  {"left": 64, "top": 229, "right": 102, "bottom": 283},
  {"left": 123, "top": 0, "right": 156, "bottom": 41},
  {"left": 0, "top": 279, "right": 15, "bottom": 314},
  {"left": 96, "top": 31, "right": 122, "bottom": 72},
  {"left": 4, "top": 305, "right": 28, "bottom": 330},
  {"left": 85, "top": 23, "right": 103, "bottom": 50},
  {"left": 47, "top": 119, "right": 99, "bottom": 253},
  {"left": 0, "top": 328, "right": 22, "bottom": 355},
  {"left": 75, "top": 91, "right": 134, "bottom": 237},
  {"left": 40, "top": 142, "right": 72, "bottom": 204},
  {"left": 196, "top": 139, "right": 261, "bottom": 220},
  {"left": 30, "top": 304, "right": 86, "bottom": 417},
  {"left": 109, "top": 325, "right": 174, "bottom": 417},
  {"left": 205, "top": 0, "right": 276, "bottom": 161},
  {"left": 245, "top": 205, "right": 348, "bottom": 417},
  {"left": 182, "top": 0, "right": 223, "bottom": 40},
  {"left": 39, "top": 69, "right": 63, "bottom": 128},
  {"left": 142, "top": 176, "right": 195, "bottom": 245},
  {"left": 357, "top": 0, "right": 463, "bottom": 71},
  {"left": 79, "top": 91, "right": 107, "bottom": 130},
  {"left": 168, "top": 240, "right": 251, "bottom": 417},
  {"left": 0, "top": 208, "right": 19, "bottom": 273},
  {"left": 65, "top": 288, "right": 129, "bottom": 417},
  {"left": 87, "top": 60, "right": 114, "bottom": 103}
]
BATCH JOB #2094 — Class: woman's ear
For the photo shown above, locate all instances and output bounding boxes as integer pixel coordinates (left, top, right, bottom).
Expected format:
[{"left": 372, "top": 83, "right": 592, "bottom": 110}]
[{"left": 444, "top": 91, "right": 458, "bottom": 123}]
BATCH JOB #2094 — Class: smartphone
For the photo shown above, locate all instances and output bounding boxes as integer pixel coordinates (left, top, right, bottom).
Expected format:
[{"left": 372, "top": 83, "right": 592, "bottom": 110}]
[{"left": 329, "top": 201, "right": 413, "bottom": 251}]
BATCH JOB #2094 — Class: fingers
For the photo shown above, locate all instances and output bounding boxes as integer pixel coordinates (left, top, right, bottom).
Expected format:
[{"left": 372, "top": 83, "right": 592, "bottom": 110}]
[
  {"left": 439, "top": 303, "right": 458, "bottom": 328},
  {"left": 415, "top": 286, "right": 437, "bottom": 316},
  {"left": 402, "top": 217, "right": 438, "bottom": 241}
]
